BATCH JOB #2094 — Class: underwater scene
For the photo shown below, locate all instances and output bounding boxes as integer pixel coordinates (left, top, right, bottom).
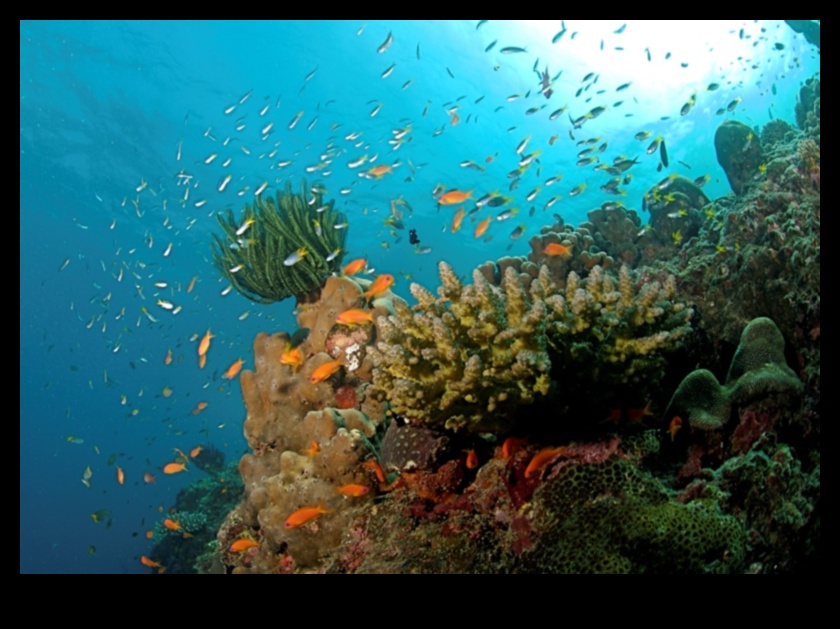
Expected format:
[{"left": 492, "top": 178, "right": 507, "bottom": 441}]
[{"left": 20, "top": 20, "right": 820, "bottom": 574}]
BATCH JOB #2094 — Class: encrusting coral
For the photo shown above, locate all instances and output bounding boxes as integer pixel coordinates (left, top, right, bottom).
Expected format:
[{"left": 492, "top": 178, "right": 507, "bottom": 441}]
[
  {"left": 211, "top": 180, "right": 347, "bottom": 304},
  {"left": 370, "top": 260, "right": 692, "bottom": 434}
]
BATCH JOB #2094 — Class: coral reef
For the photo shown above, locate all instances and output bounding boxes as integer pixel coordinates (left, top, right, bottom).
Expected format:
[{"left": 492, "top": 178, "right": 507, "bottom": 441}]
[
  {"left": 146, "top": 461, "right": 242, "bottom": 574},
  {"left": 216, "top": 275, "right": 396, "bottom": 573},
  {"left": 370, "top": 260, "right": 691, "bottom": 434},
  {"left": 714, "top": 120, "right": 764, "bottom": 195},
  {"left": 666, "top": 317, "right": 803, "bottom": 431},
  {"left": 642, "top": 175, "right": 711, "bottom": 251},
  {"left": 205, "top": 75, "right": 818, "bottom": 573},
  {"left": 211, "top": 180, "right": 347, "bottom": 304},
  {"left": 795, "top": 77, "right": 820, "bottom": 133}
]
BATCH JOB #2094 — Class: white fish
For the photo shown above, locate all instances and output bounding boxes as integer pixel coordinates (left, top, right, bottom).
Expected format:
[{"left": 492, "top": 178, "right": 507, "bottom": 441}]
[
  {"left": 370, "top": 102, "right": 383, "bottom": 117},
  {"left": 381, "top": 63, "right": 396, "bottom": 78},
  {"left": 254, "top": 181, "right": 269, "bottom": 196},
  {"left": 221, "top": 285, "right": 233, "bottom": 296},
  {"left": 288, "top": 111, "right": 304, "bottom": 129},
  {"left": 205, "top": 153, "right": 218, "bottom": 164},
  {"left": 377, "top": 31, "right": 393, "bottom": 54},
  {"left": 218, "top": 174, "right": 233, "bottom": 192},
  {"left": 163, "top": 242, "right": 173, "bottom": 257},
  {"left": 261, "top": 121, "right": 274, "bottom": 135}
]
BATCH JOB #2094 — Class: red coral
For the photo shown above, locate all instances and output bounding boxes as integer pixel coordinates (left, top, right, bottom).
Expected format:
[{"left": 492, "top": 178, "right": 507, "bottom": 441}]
[
  {"left": 334, "top": 385, "right": 358, "bottom": 409},
  {"left": 731, "top": 406, "right": 781, "bottom": 455}
]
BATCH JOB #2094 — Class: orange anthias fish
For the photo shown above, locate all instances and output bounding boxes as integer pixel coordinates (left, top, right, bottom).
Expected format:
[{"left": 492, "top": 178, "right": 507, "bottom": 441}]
[
  {"left": 190, "top": 446, "right": 203, "bottom": 459},
  {"left": 524, "top": 446, "right": 567, "bottom": 479},
  {"left": 162, "top": 386, "right": 173, "bottom": 398},
  {"left": 363, "top": 459, "right": 386, "bottom": 483},
  {"left": 438, "top": 189, "right": 472, "bottom": 205},
  {"left": 197, "top": 329, "right": 214, "bottom": 356},
  {"left": 163, "top": 518, "right": 182, "bottom": 531},
  {"left": 337, "top": 483, "right": 370, "bottom": 497},
  {"left": 163, "top": 462, "right": 188, "bottom": 475},
  {"left": 543, "top": 242, "right": 572, "bottom": 257},
  {"left": 465, "top": 449, "right": 479, "bottom": 469},
  {"left": 143, "top": 472, "right": 156, "bottom": 484},
  {"left": 450, "top": 111, "right": 460, "bottom": 125},
  {"left": 366, "top": 164, "right": 392, "bottom": 178},
  {"left": 342, "top": 258, "right": 367, "bottom": 276},
  {"left": 473, "top": 216, "right": 492, "bottom": 238},
  {"left": 279, "top": 344, "right": 304, "bottom": 370},
  {"left": 336, "top": 308, "right": 374, "bottom": 326},
  {"left": 284, "top": 505, "right": 329, "bottom": 528},
  {"left": 191, "top": 401, "right": 209, "bottom": 415},
  {"left": 309, "top": 359, "right": 343, "bottom": 384},
  {"left": 164, "top": 349, "right": 173, "bottom": 365},
  {"left": 363, "top": 274, "right": 395, "bottom": 299},
  {"left": 116, "top": 466, "right": 125, "bottom": 485},
  {"left": 451, "top": 207, "right": 466, "bottom": 233},
  {"left": 222, "top": 358, "right": 245, "bottom": 380},
  {"left": 229, "top": 538, "right": 260, "bottom": 553},
  {"left": 625, "top": 400, "right": 654, "bottom": 423},
  {"left": 140, "top": 555, "right": 164, "bottom": 569},
  {"left": 669, "top": 416, "right": 683, "bottom": 442}
]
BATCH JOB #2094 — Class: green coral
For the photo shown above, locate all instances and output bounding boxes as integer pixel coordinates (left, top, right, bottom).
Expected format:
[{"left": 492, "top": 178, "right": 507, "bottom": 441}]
[
  {"left": 211, "top": 180, "right": 347, "bottom": 304},
  {"left": 370, "top": 261, "right": 692, "bottom": 433},
  {"left": 666, "top": 317, "right": 803, "bottom": 430},
  {"left": 525, "top": 457, "right": 745, "bottom": 573}
]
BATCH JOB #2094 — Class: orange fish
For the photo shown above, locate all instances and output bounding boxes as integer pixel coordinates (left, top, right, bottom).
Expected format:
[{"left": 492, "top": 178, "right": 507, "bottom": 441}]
[
  {"left": 279, "top": 344, "right": 304, "bottom": 370},
  {"left": 543, "top": 242, "right": 572, "bottom": 257},
  {"left": 438, "top": 189, "right": 472, "bottom": 205},
  {"left": 501, "top": 436, "right": 527, "bottom": 460},
  {"left": 450, "top": 111, "right": 460, "bottom": 125},
  {"left": 366, "top": 164, "right": 392, "bottom": 178},
  {"left": 524, "top": 446, "right": 567, "bottom": 479},
  {"left": 163, "top": 462, "right": 188, "bottom": 475},
  {"left": 473, "top": 216, "right": 492, "bottom": 238},
  {"left": 342, "top": 258, "right": 367, "bottom": 276},
  {"left": 164, "top": 349, "right": 173, "bottom": 365},
  {"left": 625, "top": 400, "right": 654, "bottom": 423},
  {"left": 337, "top": 483, "right": 370, "bottom": 497},
  {"left": 336, "top": 308, "right": 374, "bottom": 326},
  {"left": 284, "top": 505, "right": 329, "bottom": 528},
  {"left": 198, "top": 329, "right": 214, "bottom": 356},
  {"left": 143, "top": 472, "right": 156, "bottom": 484},
  {"left": 222, "top": 358, "right": 245, "bottom": 380},
  {"left": 163, "top": 518, "right": 181, "bottom": 531},
  {"left": 229, "top": 539, "right": 260, "bottom": 553},
  {"left": 190, "top": 446, "right": 203, "bottom": 459},
  {"left": 303, "top": 441, "right": 320, "bottom": 457},
  {"left": 145, "top": 529, "right": 154, "bottom": 539},
  {"left": 140, "top": 555, "right": 164, "bottom": 569},
  {"left": 363, "top": 274, "right": 395, "bottom": 299},
  {"left": 309, "top": 359, "right": 343, "bottom": 384},
  {"left": 363, "top": 459, "right": 386, "bottom": 483},
  {"left": 465, "top": 449, "right": 478, "bottom": 469},
  {"left": 451, "top": 207, "right": 466, "bottom": 233},
  {"left": 669, "top": 416, "right": 683, "bottom": 442},
  {"left": 191, "top": 401, "right": 209, "bottom": 415},
  {"left": 162, "top": 386, "right": 173, "bottom": 398},
  {"left": 116, "top": 466, "right": 125, "bottom": 485}
]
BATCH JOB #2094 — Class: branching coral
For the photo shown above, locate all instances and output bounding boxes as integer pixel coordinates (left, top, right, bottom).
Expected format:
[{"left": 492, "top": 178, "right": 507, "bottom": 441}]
[
  {"left": 370, "top": 261, "right": 692, "bottom": 434},
  {"left": 211, "top": 180, "right": 347, "bottom": 304}
]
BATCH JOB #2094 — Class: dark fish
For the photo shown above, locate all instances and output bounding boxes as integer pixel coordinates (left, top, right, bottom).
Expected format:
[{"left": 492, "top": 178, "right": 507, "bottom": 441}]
[
  {"left": 485, "top": 39, "right": 497, "bottom": 52},
  {"left": 446, "top": 67, "right": 455, "bottom": 78},
  {"left": 614, "top": 23, "right": 626, "bottom": 34},
  {"left": 500, "top": 46, "right": 527, "bottom": 54},
  {"left": 659, "top": 139, "right": 669, "bottom": 168}
]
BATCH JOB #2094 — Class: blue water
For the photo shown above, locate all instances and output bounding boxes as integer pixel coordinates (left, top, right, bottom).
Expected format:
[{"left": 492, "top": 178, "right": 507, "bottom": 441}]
[{"left": 20, "top": 20, "right": 819, "bottom": 573}]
